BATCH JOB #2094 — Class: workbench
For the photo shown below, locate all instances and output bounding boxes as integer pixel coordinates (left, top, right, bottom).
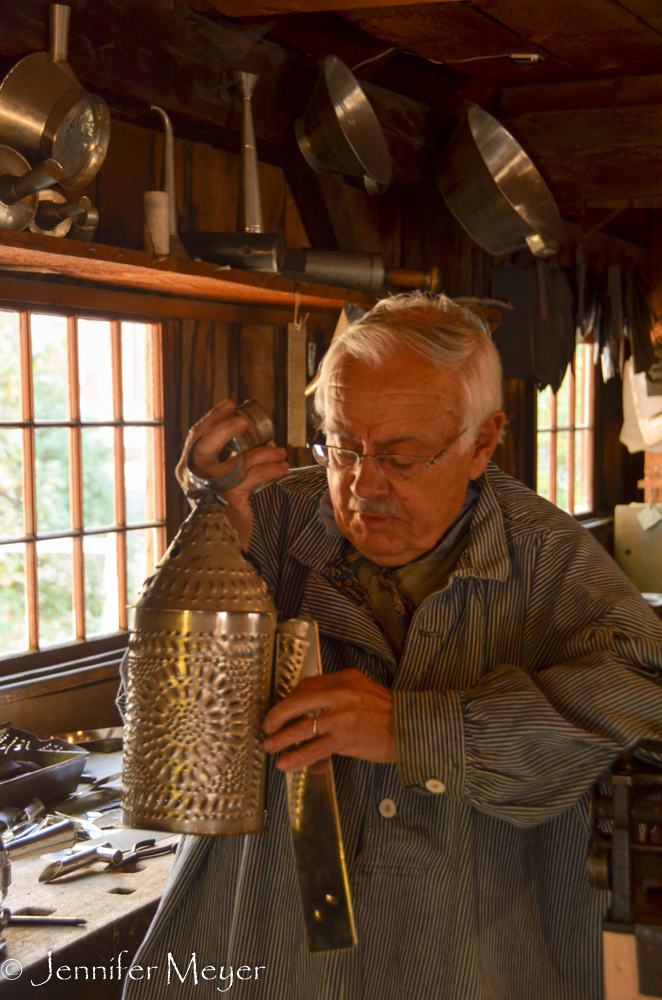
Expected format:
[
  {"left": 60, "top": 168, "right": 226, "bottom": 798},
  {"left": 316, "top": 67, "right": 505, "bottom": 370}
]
[{"left": 0, "top": 753, "right": 177, "bottom": 999}]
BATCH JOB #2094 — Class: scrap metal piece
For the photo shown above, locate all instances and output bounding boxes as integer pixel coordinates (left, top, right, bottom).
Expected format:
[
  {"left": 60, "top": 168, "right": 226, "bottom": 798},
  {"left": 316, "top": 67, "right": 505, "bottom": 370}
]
[
  {"left": 276, "top": 617, "right": 356, "bottom": 952},
  {"left": 39, "top": 842, "right": 122, "bottom": 883}
]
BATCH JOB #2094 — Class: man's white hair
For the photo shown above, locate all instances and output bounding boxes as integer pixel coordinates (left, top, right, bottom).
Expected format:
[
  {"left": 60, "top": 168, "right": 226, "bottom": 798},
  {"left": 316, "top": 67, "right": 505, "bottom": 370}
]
[{"left": 314, "top": 292, "right": 504, "bottom": 451}]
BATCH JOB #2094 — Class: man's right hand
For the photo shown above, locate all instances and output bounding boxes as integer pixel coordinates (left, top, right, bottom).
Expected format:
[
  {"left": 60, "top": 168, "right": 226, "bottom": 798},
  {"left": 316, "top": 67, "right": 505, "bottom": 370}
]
[{"left": 175, "top": 399, "right": 289, "bottom": 551}]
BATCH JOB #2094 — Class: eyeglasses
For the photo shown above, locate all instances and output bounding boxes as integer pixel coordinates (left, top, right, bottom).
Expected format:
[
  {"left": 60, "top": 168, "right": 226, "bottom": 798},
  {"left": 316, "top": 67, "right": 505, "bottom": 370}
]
[{"left": 311, "top": 428, "right": 467, "bottom": 482}]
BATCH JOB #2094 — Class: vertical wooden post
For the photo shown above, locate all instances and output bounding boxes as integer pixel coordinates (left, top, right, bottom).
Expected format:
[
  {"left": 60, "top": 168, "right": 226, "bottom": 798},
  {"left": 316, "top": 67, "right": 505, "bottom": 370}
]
[
  {"left": 110, "top": 321, "right": 127, "bottom": 630},
  {"left": 148, "top": 323, "right": 166, "bottom": 565},
  {"left": 567, "top": 363, "right": 576, "bottom": 515},
  {"left": 67, "top": 315, "right": 85, "bottom": 640},
  {"left": 19, "top": 311, "right": 38, "bottom": 650}
]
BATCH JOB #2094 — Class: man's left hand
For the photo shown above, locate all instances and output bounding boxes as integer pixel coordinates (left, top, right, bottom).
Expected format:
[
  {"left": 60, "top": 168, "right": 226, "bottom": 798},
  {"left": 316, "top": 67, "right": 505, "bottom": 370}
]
[{"left": 262, "top": 669, "right": 395, "bottom": 771}]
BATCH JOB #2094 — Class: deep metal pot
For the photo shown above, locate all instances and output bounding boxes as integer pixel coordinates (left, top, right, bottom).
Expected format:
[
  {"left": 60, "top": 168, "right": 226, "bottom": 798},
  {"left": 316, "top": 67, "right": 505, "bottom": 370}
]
[
  {"left": 0, "top": 5, "right": 110, "bottom": 191},
  {"left": 296, "top": 55, "right": 392, "bottom": 195},
  {"left": 436, "top": 105, "right": 562, "bottom": 257}
]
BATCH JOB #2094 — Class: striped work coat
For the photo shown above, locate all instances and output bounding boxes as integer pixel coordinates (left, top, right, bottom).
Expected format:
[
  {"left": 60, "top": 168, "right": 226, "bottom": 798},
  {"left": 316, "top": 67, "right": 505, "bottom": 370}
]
[{"left": 122, "top": 464, "right": 662, "bottom": 1000}]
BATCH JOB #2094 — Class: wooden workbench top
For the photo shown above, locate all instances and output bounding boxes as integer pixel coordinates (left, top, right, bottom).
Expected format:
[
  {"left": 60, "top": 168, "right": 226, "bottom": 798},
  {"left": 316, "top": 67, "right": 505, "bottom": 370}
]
[
  {"left": 0, "top": 751, "right": 177, "bottom": 998},
  {"left": 2, "top": 841, "right": 176, "bottom": 998}
]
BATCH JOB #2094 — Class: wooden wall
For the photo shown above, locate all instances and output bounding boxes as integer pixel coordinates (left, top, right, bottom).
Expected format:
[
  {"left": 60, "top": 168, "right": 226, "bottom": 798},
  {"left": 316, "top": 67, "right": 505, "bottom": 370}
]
[{"left": 79, "top": 119, "right": 311, "bottom": 253}]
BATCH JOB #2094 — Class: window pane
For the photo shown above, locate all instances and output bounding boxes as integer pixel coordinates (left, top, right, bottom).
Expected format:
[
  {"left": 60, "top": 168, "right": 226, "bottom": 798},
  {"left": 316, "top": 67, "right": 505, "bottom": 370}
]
[
  {"left": 537, "top": 432, "right": 551, "bottom": 501},
  {"left": 78, "top": 320, "right": 113, "bottom": 421},
  {"left": 84, "top": 532, "right": 118, "bottom": 636},
  {"left": 35, "top": 427, "right": 70, "bottom": 532},
  {"left": 0, "top": 429, "right": 24, "bottom": 537},
  {"left": 31, "top": 314, "right": 68, "bottom": 420},
  {"left": 82, "top": 427, "right": 115, "bottom": 528},
  {"left": 556, "top": 367, "right": 571, "bottom": 427},
  {"left": 0, "top": 545, "right": 26, "bottom": 654},
  {"left": 575, "top": 429, "right": 593, "bottom": 514},
  {"left": 125, "top": 426, "right": 148, "bottom": 524},
  {"left": 575, "top": 349, "right": 585, "bottom": 426},
  {"left": 537, "top": 344, "right": 595, "bottom": 516},
  {"left": 127, "top": 528, "right": 151, "bottom": 606},
  {"left": 556, "top": 431, "right": 570, "bottom": 512},
  {"left": 537, "top": 384, "right": 552, "bottom": 430},
  {"left": 578, "top": 343, "right": 592, "bottom": 427},
  {"left": 0, "top": 311, "right": 20, "bottom": 420},
  {"left": 38, "top": 537, "right": 73, "bottom": 645},
  {"left": 123, "top": 323, "right": 149, "bottom": 421}
]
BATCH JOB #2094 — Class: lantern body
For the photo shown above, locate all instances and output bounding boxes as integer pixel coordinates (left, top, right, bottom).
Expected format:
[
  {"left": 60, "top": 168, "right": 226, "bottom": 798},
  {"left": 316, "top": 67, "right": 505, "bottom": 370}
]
[{"left": 122, "top": 491, "right": 276, "bottom": 835}]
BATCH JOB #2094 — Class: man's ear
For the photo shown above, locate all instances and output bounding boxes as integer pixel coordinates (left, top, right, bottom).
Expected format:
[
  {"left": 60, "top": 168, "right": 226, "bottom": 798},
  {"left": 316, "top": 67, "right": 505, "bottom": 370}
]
[{"left": 467, "top": 412, "right": 507, "bottom": 479}]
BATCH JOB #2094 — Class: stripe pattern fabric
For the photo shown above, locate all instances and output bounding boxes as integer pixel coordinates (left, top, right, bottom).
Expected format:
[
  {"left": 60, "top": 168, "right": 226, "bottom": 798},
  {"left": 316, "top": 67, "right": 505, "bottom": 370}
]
[{"left": 122, "top": 464, "right": 662, "bottom": 1000}]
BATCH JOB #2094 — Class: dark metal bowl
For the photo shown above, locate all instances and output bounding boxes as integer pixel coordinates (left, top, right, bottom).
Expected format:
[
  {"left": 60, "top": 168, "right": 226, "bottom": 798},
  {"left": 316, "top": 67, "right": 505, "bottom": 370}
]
[{"left": 0, "top": 725, "right": 88, "bottom": 810}]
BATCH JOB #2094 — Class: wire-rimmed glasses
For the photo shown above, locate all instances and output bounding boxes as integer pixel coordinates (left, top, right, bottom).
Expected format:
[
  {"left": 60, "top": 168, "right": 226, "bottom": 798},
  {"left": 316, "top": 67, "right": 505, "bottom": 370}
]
[{"left": 311, "top": 427, "right": 467, "bottom": 482}]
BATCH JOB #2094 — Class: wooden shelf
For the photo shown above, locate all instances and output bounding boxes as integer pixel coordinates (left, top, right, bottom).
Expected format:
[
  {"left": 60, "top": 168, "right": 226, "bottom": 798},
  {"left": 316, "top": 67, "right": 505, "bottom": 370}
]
[{"left": 0, "top": 229, "right": 372, "bottom": 315}]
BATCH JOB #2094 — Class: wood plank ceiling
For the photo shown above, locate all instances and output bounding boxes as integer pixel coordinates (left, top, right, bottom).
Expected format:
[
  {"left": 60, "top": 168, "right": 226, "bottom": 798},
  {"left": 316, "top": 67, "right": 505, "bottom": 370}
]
[
  {"left": 186, "top": 0, "right": 662, "bottom": 215},
  {"left": 1, "top": 0, "right": 661, "bottom": 236}
]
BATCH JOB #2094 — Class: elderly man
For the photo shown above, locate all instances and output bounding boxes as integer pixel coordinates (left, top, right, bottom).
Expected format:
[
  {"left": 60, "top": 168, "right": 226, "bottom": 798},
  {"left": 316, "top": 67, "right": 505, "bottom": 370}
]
[{"left": 124, "top": 293, "right": 662, "bottom": 1000}]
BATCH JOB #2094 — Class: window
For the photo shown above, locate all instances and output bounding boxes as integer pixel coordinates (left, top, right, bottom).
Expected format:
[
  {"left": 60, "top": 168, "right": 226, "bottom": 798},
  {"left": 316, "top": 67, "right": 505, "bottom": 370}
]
[
  {"left": 536, "top": 343, "right": 595, "bottom": 515},
  {"left": 0, "top": 310, "right": 166, "bottom": 663}
]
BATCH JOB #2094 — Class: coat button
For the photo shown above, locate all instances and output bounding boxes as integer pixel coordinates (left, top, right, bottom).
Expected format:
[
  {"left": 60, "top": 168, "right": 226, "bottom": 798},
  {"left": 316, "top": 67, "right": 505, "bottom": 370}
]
[
  {"left": 378, "top": 798, "right": 397, "bottom": 818},
  {"left": 425, "top": 779, "right": 446, "bottom": 794}
]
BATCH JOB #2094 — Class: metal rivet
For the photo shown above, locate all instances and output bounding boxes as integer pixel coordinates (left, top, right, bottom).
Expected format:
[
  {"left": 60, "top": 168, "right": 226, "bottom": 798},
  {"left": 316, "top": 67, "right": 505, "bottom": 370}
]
[
  {"left": 325, "top": 894, "right": 338, "bottom": 906},
  {"left": 313, "top": 910, "right": 323, "bottom": 922}
]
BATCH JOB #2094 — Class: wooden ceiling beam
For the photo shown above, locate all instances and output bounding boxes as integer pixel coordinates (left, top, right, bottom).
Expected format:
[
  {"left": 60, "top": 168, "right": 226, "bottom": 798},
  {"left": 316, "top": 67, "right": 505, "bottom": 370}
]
[
  {"left": 504, "top": 104, "right": 662, "bottom": 207},
  {"left": 186, "top": 0, "right": 459, "bottom": 14},
  {"left": 340, "top": 3, "right": 575, "bottom": 87},
  {"left": 499, "top": 73, "right": 662, "bottom": 116},
  {"left": 472, "top": 0, "right": 662, "bottom": 74},
  {"left": 264, "top": 13, "right": 470, "bottom": 114}
]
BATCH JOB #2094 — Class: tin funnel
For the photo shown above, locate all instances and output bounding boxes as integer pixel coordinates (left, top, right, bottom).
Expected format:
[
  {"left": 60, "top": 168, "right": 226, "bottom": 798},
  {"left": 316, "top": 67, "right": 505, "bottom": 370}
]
[{"left": 235, "top": 71, "right": 264, "bottom": 234}]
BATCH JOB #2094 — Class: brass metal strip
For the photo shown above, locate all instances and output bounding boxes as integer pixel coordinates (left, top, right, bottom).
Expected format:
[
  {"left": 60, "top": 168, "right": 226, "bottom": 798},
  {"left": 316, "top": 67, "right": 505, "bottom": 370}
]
[{"left": 276, "top": 617, "right": 357, "bottom": 953}]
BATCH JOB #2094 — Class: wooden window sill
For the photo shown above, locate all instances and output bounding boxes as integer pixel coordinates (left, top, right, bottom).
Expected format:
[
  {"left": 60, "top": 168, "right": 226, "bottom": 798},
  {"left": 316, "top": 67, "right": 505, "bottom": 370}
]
[{"left": 0, "top": 643, "right": 126, "bottom": 736}]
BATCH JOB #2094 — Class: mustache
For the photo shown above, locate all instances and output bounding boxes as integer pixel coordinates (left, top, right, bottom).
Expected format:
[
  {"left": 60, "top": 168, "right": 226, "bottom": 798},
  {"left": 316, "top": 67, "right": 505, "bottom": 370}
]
[{"left": 348, "top": 496, "right": 401, "bottom": 517}]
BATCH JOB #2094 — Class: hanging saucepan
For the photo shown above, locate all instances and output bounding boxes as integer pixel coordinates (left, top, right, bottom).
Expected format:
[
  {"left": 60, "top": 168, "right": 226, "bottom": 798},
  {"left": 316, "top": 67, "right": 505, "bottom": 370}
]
[
  {"left": 436, "top": 105, "right": 562, "bottom": 258},
  {"left": 0, "top": 5, "right": 110, "bottom": 191},
  {"left": 295, "top": 55, "right": 392, "bottom": 195}
]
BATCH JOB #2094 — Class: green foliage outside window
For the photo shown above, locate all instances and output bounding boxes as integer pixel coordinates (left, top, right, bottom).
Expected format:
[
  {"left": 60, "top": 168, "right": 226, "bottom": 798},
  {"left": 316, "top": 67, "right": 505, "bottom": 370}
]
[{"left": 0, "top": 314, "right": 116, "bottom": 653}]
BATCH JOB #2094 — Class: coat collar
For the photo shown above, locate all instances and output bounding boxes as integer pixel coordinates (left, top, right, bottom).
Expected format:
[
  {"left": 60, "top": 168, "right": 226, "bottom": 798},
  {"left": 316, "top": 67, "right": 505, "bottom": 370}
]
[{"left": 448, "top": 464, "right": 511, "bottom": 585}]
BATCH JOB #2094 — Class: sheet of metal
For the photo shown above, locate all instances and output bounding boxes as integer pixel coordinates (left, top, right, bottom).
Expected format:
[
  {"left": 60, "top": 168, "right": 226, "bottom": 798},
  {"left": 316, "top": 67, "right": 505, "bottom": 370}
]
[{"left": 276, "top": 618, "right": 356, "bottom": 953}]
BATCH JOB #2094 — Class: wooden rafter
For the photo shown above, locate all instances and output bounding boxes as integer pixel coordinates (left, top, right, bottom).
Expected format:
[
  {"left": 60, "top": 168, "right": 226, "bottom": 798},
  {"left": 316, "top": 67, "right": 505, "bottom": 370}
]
[{"left": 186, "top": 0, "right": 458, "bottom": 15}]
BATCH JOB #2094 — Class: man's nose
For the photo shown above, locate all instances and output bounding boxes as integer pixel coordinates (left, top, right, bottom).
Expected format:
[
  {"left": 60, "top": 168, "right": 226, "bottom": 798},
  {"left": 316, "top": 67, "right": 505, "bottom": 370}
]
[{"left": 350, "top": 455, "right": 390, "bottom": 497}]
